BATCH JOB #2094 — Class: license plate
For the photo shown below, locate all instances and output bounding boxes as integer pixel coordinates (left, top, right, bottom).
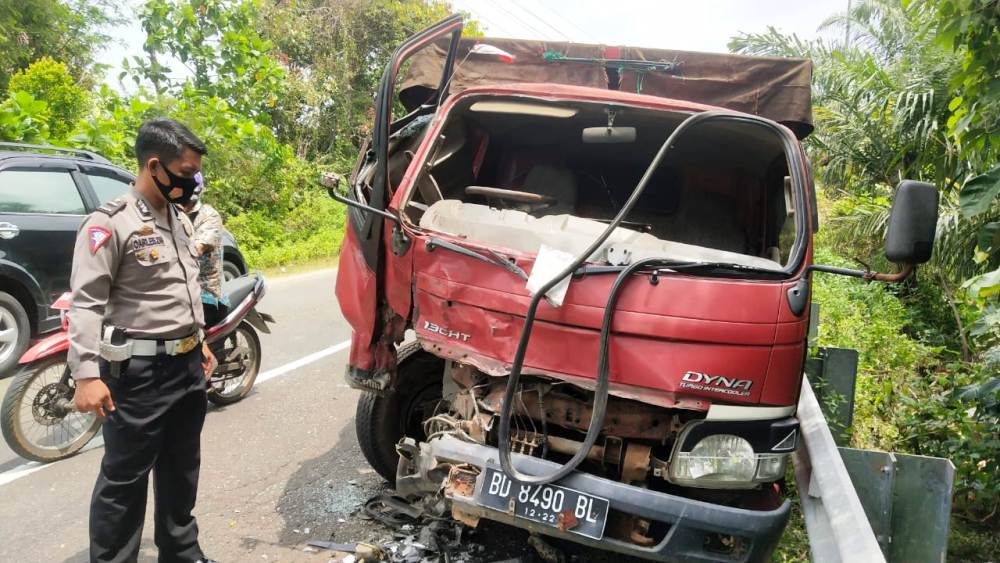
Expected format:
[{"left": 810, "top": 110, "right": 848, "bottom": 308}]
[{"left": 475, "top": 467, "right": 609, "bottom": 540}]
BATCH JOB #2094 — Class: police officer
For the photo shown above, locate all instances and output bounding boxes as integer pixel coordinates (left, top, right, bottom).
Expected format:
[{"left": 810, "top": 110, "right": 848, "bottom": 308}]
[{"left": 69, "top": 118, "right": 218, "bottom": 563}]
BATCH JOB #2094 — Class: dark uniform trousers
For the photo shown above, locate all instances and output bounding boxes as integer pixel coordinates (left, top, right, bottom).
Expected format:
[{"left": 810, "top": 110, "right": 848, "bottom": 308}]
[{"left": 91, "top": 347, "right": 207, "bottom": 563}]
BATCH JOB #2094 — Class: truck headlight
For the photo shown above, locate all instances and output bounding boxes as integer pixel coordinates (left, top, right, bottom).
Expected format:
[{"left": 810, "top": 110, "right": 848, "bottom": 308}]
[
  {"left": 670, "top": 433, "right": 789, "bottom": 489},
  {"left": 671, "top": 434, "right": 756, "bottom": 484}
]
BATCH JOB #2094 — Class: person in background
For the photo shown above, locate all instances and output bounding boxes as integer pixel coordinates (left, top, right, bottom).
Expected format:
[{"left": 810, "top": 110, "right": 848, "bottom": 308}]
[{"left": 181, "top": 176, "right": 229, "bottom": 327}]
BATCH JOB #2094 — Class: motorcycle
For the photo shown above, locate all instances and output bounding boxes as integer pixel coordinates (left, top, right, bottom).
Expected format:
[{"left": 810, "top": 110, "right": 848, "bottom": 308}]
[{"left": 0, "top": 272, "right": 274, "bottom": 463}]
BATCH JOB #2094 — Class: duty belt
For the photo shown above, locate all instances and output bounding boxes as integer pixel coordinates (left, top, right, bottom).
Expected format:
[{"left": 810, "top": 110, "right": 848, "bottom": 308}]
[
  {"left": 99, "top": 327, "right": 202, "bottom": 360},
  {"left": 132, "top": 334, "right": 202, "bottom": 356}
]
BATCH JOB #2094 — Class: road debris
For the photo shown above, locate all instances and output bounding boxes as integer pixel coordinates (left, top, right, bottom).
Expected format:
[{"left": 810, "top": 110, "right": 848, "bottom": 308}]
[
  {"left": 307, "top": 540, "right": 387, "bottom": 561},
  {"left": 323, "top": 492, "right": 500, "bottom": 562},
  {"left": 363, "top": 493, "right": 422, "bottom": 528},
  {"left": 527, "top": 535, "right": 565, "bottom": 563}
]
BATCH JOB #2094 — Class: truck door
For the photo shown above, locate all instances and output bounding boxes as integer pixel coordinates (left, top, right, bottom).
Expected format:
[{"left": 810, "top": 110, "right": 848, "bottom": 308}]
[{"left": 336, "top": 15, "right": 464, "bottom": 375}]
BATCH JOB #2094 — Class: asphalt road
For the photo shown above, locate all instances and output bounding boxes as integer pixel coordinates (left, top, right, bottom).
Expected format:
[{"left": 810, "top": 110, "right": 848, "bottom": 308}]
[
  {"left": 0, "top": 268, "right": 372, "bottom": 562},
  {"left": 0, "top": 267, "right": 631, "bottom": 563}
]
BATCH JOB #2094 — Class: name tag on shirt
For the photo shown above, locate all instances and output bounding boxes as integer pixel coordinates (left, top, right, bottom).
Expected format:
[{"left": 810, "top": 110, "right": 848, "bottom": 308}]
[{"left": 131, "top": 234, "right": 165, "bottom": 251}]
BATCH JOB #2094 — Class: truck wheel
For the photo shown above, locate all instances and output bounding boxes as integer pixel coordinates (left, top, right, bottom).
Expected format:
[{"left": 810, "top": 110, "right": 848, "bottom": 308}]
[
  {"left": 355, "top": 342, "right": 444, "bottom": 484},
  {"left": 0, "top": 291, "right": 31, "bottom": 377}
]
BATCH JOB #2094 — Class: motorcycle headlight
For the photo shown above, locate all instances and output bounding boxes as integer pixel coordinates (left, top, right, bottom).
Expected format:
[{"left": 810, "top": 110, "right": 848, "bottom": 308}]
[{"left": 670, "top": 433, "right": 789, "bottom": 489}]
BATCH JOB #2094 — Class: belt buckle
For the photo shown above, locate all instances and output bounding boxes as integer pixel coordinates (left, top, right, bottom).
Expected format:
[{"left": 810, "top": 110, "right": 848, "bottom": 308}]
[{"left": 176, "top": 335, "right": 198, "bottom": 355}]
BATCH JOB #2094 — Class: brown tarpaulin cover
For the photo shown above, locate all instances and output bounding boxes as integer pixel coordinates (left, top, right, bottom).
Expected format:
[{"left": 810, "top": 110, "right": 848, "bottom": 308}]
[{"left": 399, "top": 37, "right": 814, "bottom": 138}]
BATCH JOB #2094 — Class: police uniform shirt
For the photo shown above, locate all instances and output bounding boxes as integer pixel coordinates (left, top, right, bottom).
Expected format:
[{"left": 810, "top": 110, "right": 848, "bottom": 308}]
[{"left": 68, "top": 190, "right": 205, "bottom": 380}]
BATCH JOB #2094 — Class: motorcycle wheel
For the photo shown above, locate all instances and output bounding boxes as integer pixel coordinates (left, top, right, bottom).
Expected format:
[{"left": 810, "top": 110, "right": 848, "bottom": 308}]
[
  {"left": 355, "top": 341, "right": 444, "bottom": 484},
  {"left": 0, "top": 355, "right": 101, "bottom": 463},
  {"left": 207, "top": 322, "right": 260, "bottom": 406}
]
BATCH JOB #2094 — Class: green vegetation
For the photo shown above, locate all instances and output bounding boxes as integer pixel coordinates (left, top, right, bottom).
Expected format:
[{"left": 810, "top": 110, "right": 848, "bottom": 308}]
[
  {"left": 0, "top": 0, "right": 121, "bottom": 91},
  {"left": 0, "top": 0, "right": 477, "bottom": 267},
  {"left": 732, "top": 1, "right": 999, "bottom": 557}
]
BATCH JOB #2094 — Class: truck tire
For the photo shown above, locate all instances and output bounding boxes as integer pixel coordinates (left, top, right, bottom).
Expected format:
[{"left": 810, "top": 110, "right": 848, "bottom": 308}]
[
  {"left": 0, "top": 291, "right": 31, "bottom": 377},
  {"left": 355, "top": 342, "right": 444, "bottom": 484}
]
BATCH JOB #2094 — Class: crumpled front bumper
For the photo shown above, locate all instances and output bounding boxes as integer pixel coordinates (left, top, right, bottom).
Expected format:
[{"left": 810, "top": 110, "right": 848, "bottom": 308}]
[{"left": 415, "top": 436, "right": 790, "bottom": 563}]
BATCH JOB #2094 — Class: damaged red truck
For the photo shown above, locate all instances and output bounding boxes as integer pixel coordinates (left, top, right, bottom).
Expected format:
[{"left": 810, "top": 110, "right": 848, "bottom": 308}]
[{"left": 329, "top": 16, "right": 939, "bottom": 562}]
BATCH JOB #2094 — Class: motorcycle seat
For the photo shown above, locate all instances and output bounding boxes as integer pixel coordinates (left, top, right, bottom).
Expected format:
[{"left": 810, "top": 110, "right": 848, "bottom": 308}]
[{"left": 222, "top": 275, "right": 256, "bottom": 306}]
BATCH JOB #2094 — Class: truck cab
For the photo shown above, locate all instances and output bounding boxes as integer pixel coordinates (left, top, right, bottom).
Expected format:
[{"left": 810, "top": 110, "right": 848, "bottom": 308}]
[{"left": 332, "top": 16, "right": 937, "bottom": 561}]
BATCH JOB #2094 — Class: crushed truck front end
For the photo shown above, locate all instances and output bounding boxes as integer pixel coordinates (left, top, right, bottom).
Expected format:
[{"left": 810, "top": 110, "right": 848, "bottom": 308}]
[{"left": 335, "top": 82, "right": 814, "bottom": 561}]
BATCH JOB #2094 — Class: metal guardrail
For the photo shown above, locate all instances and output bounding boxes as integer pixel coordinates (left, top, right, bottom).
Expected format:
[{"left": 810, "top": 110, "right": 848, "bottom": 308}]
[
  {"left": 794, "top": 375, "right": 886, "bottom": 563},
  {"left": 794, "top": 371, "right": 955, "bottom": 562}
]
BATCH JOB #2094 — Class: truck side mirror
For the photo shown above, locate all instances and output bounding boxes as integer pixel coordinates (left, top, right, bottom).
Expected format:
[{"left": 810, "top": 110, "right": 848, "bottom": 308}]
[
  {"left": 320, "top": 172, "right": 346, "bottom": 199},
  {"left": 787, "top": 180, "right": 939, "bottom": 316},
  {"left": 884, "top": 180, "right": 939, "bottom": 265},
  {"left": 319, "top": 171, "right": 400, "bottom": 224}
]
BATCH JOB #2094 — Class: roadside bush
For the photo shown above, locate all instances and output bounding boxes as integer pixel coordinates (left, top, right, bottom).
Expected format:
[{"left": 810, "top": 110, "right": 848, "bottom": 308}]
[
  {"left": 7, "top": 57, "right": 86, "bottom": 139},
  {"left": 811, "top": 247, "right": 938, "bottom": 449},
  {"left": 56, "top": 85, "right": 349, "bottom": 269},
  {"left": 225, "top": 189, "right": 345, "bottom": 268},
  {"left": 0, "top": 91, "right": 51, "bottom": 143},
  {"left": 812, "top": 241, "right": 1000, "bottom": 541},
  {"left": 68, "top": 86, "right": 156, "bottom": 165},
  {"left": 896, "top": 361, "right": 1000, "bottom": 523}
]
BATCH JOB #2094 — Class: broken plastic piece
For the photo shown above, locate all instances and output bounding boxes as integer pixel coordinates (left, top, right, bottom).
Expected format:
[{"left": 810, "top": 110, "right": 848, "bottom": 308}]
[{"left": 525, "top": 245, "right": 575, "bottom": 307}]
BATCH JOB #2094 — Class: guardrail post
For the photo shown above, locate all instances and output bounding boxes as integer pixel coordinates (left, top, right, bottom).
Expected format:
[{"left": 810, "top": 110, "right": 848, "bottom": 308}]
[
  {"left": 805, "top": 347, "right": 858, "bottom": 445},
  {"left": 839, "top": 449, "right": 896, "bottom": 554},
  {"left": 840, "top": 448, "right": 955, "bottom": 562}
]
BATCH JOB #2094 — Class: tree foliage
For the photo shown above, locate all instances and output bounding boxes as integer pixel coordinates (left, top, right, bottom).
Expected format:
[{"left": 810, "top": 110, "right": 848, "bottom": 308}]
[
  {"left": 259, "top": 0, "right": 481, "bottom": 162},
  {"left": 733, "top": 0, "right": 1000, "bottom": 531},
  {"left": 0, "top": 0, "right": 122, "bottom": 91},
  {"left": 731, "top": 0, "right": 998, "bottom": 338},
  {"left": 0, "top": 91, "right": 51, "bottom": 144},
  {"left": 0, "top": 0, "right": 479, "bottom": 268},
  {"left": 917, "top": 0, "right": 1000, "bottom": 163},
  {"left": 8, "top": 57, "right": 86, "bottom": 138},
  {"left": 922, "top": 0, "right": 1000, "bottom": 386},
  {"left": 127, "top": 0, "right": 287, "bottom": 121},
  {"left": 106, "top": 0, "right": 480, "bottom": 266}
]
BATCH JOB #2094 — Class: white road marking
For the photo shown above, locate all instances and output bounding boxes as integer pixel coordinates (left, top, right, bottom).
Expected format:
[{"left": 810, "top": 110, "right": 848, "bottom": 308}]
[
  {"left": 256, "top": 339, "right": 350, "bottom": 384},
  {"left": 0, "top": 338, "right": 352, "bottom": 487},
  {"left": 0, "top": 461, "right": 44, "bottom": 486}
]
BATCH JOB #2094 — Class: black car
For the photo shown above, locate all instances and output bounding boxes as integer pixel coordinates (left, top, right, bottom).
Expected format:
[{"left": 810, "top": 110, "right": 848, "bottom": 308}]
[{"left": 0, "top": 142, "right": 247, "bottom": 374}]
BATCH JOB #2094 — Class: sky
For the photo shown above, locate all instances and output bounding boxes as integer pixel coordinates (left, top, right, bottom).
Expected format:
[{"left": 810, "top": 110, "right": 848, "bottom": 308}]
[
  {"left": 450, "top": 0, "right": 844, "bottom": 52},
  {"left": 97, "top": 0, "right": 846, "bottom": 90}
]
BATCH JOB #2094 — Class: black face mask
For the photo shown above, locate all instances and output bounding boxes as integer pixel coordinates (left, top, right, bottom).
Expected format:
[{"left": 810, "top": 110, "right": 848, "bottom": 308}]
[{"left": 152, "top": 162, "right": 200, "bottom": 204}]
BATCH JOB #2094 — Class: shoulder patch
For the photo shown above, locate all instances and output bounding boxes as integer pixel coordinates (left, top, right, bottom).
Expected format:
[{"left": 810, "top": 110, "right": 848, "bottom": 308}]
[
  {"left": 96, "top": 198, "right": 126, "bottom": 216},
  {"left": 88, "top": 226, "right": 112, "bottom": 254}
]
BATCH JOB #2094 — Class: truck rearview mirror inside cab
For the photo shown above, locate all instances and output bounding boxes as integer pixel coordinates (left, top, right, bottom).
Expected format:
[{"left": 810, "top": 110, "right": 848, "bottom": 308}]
[
  {"left": 581, "top": 126, "right": 637, "bottom": 143},
  {"left": 884, "top": 180, "right": 939, "bottom": 265}
]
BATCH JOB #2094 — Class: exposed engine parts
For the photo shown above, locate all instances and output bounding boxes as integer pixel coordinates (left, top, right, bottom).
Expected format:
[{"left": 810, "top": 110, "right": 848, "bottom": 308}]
[{"left": 405, "top": 361, "right": 693, "bottom": 499}]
